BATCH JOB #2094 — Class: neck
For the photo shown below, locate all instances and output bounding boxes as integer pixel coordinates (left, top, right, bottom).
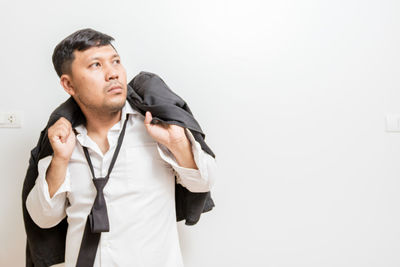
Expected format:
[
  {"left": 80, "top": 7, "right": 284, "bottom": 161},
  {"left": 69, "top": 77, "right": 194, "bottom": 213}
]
[{"left": 85, "top": 109, "right": 122, "bottom": 136}]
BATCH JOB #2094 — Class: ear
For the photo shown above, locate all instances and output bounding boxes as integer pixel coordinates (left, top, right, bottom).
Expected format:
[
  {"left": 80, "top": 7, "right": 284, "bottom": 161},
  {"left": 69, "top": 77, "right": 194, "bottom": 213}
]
[{"left": 60, "top": 74, "right": 76, "bottom": 96}]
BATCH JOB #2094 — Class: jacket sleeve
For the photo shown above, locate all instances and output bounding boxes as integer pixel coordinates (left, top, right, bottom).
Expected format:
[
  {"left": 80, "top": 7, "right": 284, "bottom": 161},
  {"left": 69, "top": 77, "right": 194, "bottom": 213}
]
[
  {"left": 26, "top": 155, "right": 70, "bottom": 228},
  {"left": 156, "top": 128, "right": 217, "bottom": 193}
]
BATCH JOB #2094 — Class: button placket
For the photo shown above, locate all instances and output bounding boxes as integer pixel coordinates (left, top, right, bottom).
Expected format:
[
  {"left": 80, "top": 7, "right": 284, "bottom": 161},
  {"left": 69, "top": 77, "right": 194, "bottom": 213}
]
[
  {"left": 101, "top": 158, "right": 106, "bottom": 178},
  {"left": 76, "top": 114, "right": 130, "bottom": 267}
]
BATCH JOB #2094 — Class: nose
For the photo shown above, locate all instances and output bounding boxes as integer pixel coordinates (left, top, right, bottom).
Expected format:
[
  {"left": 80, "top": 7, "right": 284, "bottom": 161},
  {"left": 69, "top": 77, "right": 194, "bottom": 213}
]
[{"left": 105, "top": 64, "right": 119, "bottom": 81}]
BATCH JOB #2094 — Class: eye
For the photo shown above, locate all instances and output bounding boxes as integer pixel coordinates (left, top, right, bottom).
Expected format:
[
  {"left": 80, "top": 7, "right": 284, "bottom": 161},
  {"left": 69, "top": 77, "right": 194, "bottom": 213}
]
[
  {"left": 90, "top": 62, "right": 101, "bottom": 68},
  {"left": 113, "top": 59, "right": 120, "bottom": 64}
]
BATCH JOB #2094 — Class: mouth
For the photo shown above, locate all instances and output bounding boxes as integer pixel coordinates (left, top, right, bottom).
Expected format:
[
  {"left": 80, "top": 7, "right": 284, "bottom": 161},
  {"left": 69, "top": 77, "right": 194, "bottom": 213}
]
[{"left": 107, "top": 85, "right": 123, "bottom": 94}]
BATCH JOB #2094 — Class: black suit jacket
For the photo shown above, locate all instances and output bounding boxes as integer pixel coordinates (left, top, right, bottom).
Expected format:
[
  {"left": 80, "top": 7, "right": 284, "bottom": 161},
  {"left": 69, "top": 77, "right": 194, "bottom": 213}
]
[{"left": 21, "top": 71, "right": 216, "bottom": 267}]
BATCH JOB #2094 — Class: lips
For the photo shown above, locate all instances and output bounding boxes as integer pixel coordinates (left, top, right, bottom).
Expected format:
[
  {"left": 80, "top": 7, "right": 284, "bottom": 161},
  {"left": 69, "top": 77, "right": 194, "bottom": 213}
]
[{"left": 107, "top": 85, "right": 123, "bottom": 93}]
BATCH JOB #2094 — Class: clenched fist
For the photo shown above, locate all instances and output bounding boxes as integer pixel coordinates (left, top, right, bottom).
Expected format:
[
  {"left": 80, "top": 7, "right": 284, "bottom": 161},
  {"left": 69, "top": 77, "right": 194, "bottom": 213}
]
[{"left": 48, "top": 117, "right": 76, "bottom": 162}]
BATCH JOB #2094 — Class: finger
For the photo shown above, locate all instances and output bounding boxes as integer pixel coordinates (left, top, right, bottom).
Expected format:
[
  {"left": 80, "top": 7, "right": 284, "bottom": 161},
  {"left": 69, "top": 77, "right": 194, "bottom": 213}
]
[
  {"left": 56, "top": 129, "right": 69, "bottom": 143},
  {"left": 50, "top": 131, "right": 65, "bottom": 144},
  {"left": 50, "top": 121, "right": 69, "bottom": 135},
  {"left": 58, "top": 118, "right": 72, "bottom": 133},
  {"left": 56, "top": 124, "right": 69, "bottom": 135},
  {"left": 59, "top": 116, "right": 72, "bottom": 126},
  {"left": 144, "top": 111, "right": 152, "bottom": 127}
]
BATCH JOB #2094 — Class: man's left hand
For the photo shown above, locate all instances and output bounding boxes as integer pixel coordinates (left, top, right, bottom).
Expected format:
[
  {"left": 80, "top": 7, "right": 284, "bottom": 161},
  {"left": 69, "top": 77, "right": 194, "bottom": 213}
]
[
  {"left": 143, "top": 111, "right": 189, "bottom": 151},
  {"left": 144, "top": 111, "right": 198, "bottom": 169}
]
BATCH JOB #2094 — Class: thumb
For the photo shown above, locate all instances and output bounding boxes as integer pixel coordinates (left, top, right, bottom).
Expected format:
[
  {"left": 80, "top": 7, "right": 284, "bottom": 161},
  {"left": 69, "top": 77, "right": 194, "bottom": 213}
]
[{"left": 144, "top": 111, "right": 152, "bottom": 127}]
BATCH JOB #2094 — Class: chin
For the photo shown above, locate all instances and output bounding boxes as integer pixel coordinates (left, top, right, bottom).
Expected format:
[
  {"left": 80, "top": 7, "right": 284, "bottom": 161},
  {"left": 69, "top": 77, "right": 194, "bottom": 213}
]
[{"left": 107, "top": 98, "right": 126, "bottom": 112}]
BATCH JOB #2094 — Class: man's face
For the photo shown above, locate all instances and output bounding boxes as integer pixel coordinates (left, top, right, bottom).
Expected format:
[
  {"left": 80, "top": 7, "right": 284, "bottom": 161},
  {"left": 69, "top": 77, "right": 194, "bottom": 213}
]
[{"left": 65, "top": 44, "right": 127, "bottom": 114}]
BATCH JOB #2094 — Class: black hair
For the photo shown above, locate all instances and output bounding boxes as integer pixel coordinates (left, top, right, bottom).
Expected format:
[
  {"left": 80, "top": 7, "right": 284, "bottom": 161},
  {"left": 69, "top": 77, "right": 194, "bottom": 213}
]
[{"left": 52, "top": 28, "right": 116, "bottom": 78}]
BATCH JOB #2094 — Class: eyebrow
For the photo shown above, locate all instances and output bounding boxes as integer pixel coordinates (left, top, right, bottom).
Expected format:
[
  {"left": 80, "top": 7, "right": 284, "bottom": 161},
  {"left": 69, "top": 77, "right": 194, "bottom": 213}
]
[{"left": 88, "top": 53, "right": 120, "bottom": 61}]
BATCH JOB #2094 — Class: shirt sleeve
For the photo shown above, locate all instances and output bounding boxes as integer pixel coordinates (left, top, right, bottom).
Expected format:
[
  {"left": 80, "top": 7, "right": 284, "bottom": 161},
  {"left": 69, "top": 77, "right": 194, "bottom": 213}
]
[
  {"left": 156, "top": 128, "right": 217, "bottom": 193},
  {"left": 25, "top": 155, "right": 71, "bottom": 229}
]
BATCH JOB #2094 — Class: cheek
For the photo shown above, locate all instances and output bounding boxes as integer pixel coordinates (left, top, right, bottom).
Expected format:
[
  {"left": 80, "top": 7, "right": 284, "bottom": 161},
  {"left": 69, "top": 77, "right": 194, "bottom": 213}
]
[
  {"left": 78, "top": 73, "right": 104, "bottom": 90},
  {"left": 118, "top": 66, "right": 127, "bottom": 80}
]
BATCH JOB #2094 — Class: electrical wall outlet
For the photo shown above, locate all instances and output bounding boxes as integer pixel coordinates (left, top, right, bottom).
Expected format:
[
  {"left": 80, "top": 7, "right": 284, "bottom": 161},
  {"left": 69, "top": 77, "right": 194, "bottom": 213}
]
[
  {"left": 386, "top": 113, "right": 400, "bottom": 132},
  {"left": 0, "top": 111, "right": 22, "bottom": 128}
]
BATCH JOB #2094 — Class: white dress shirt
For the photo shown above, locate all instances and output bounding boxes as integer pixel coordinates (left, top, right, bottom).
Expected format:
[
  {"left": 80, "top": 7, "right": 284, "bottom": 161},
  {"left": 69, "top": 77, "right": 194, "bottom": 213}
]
[{"left": 26, "top": 100, "right": 217, "bottom": 267}]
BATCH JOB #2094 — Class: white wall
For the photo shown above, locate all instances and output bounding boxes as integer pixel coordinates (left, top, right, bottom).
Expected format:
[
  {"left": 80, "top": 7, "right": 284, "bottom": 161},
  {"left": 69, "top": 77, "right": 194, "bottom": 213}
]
[{"left": 1, "top": 0, "right": 399, "bottom": 266}]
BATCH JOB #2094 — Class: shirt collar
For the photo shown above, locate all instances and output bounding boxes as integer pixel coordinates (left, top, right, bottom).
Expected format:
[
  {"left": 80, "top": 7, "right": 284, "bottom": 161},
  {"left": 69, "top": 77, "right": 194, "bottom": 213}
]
[{"left": 74, "top": 100, "right": 140, "bottom": 141}]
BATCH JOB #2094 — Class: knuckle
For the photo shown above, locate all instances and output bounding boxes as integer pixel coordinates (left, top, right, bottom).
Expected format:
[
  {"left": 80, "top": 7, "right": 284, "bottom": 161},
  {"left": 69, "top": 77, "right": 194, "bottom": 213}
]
[
  {"left": 48, "top": 117, "right": 72, "bottom": 139},
  {"left": 58, "top": 117, "right": 70, "bottom": 126}
]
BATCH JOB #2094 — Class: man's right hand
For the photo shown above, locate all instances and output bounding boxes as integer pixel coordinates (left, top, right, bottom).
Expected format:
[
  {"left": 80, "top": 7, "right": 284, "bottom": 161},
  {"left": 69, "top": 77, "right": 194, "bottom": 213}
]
[
  {"left": 48, "top": 117, "right": 76, "bottom": 162},
  {"left": 45, "top": 117, "right": 76, "bottom": 198}
]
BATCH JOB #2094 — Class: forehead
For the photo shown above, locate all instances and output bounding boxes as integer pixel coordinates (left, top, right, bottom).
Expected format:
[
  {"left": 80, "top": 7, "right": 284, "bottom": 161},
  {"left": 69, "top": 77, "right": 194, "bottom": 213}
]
[{"left": 73, "top": 45, "right": 119, "bottom": 63}]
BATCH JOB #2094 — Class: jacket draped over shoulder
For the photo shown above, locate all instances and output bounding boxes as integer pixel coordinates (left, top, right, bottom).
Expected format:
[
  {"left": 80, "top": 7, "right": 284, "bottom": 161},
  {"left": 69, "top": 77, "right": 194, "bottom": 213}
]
[{"left": 21, "top": 71, "right": 216, "bottom": 267}]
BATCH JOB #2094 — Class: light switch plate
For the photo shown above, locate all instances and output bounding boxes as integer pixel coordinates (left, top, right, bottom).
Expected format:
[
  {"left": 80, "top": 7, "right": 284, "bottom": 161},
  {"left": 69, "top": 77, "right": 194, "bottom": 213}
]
[
  {"left": 0, "top": 111, "right": 22, "bottom": 128},
  {"left": 386, "top": 114, "right": 400, "bottom": 132}
]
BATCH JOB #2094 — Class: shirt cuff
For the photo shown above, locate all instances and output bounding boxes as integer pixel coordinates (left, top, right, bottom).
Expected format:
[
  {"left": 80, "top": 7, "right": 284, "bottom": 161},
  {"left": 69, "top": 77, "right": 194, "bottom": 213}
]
[
  {"left": 156, "top": 128, "right": 214, "bottom": 192},
  {"left": 36, "top": 155, "right": 71, "bottom": 210}
]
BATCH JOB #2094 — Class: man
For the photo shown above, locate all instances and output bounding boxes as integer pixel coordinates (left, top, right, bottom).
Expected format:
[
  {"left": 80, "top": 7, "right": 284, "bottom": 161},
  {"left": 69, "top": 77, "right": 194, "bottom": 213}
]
[{"left": 25, "top": 28, "right": 217, "bottom": 267}]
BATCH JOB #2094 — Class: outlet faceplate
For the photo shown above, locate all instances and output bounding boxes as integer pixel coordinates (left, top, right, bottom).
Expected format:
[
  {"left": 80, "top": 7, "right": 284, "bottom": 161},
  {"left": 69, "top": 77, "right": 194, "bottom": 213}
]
[
  {"left": 386, "top": 114, "right": 400, "bottom": 132},
  {"left": 0, "top": 111, "right": 22, "bottom": 128}
]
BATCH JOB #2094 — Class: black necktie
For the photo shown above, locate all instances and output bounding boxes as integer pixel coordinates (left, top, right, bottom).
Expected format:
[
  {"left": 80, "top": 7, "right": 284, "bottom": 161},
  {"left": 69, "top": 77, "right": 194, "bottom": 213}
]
[{"left": 76, "top": 113, "right": 129, "bottom": 267}]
